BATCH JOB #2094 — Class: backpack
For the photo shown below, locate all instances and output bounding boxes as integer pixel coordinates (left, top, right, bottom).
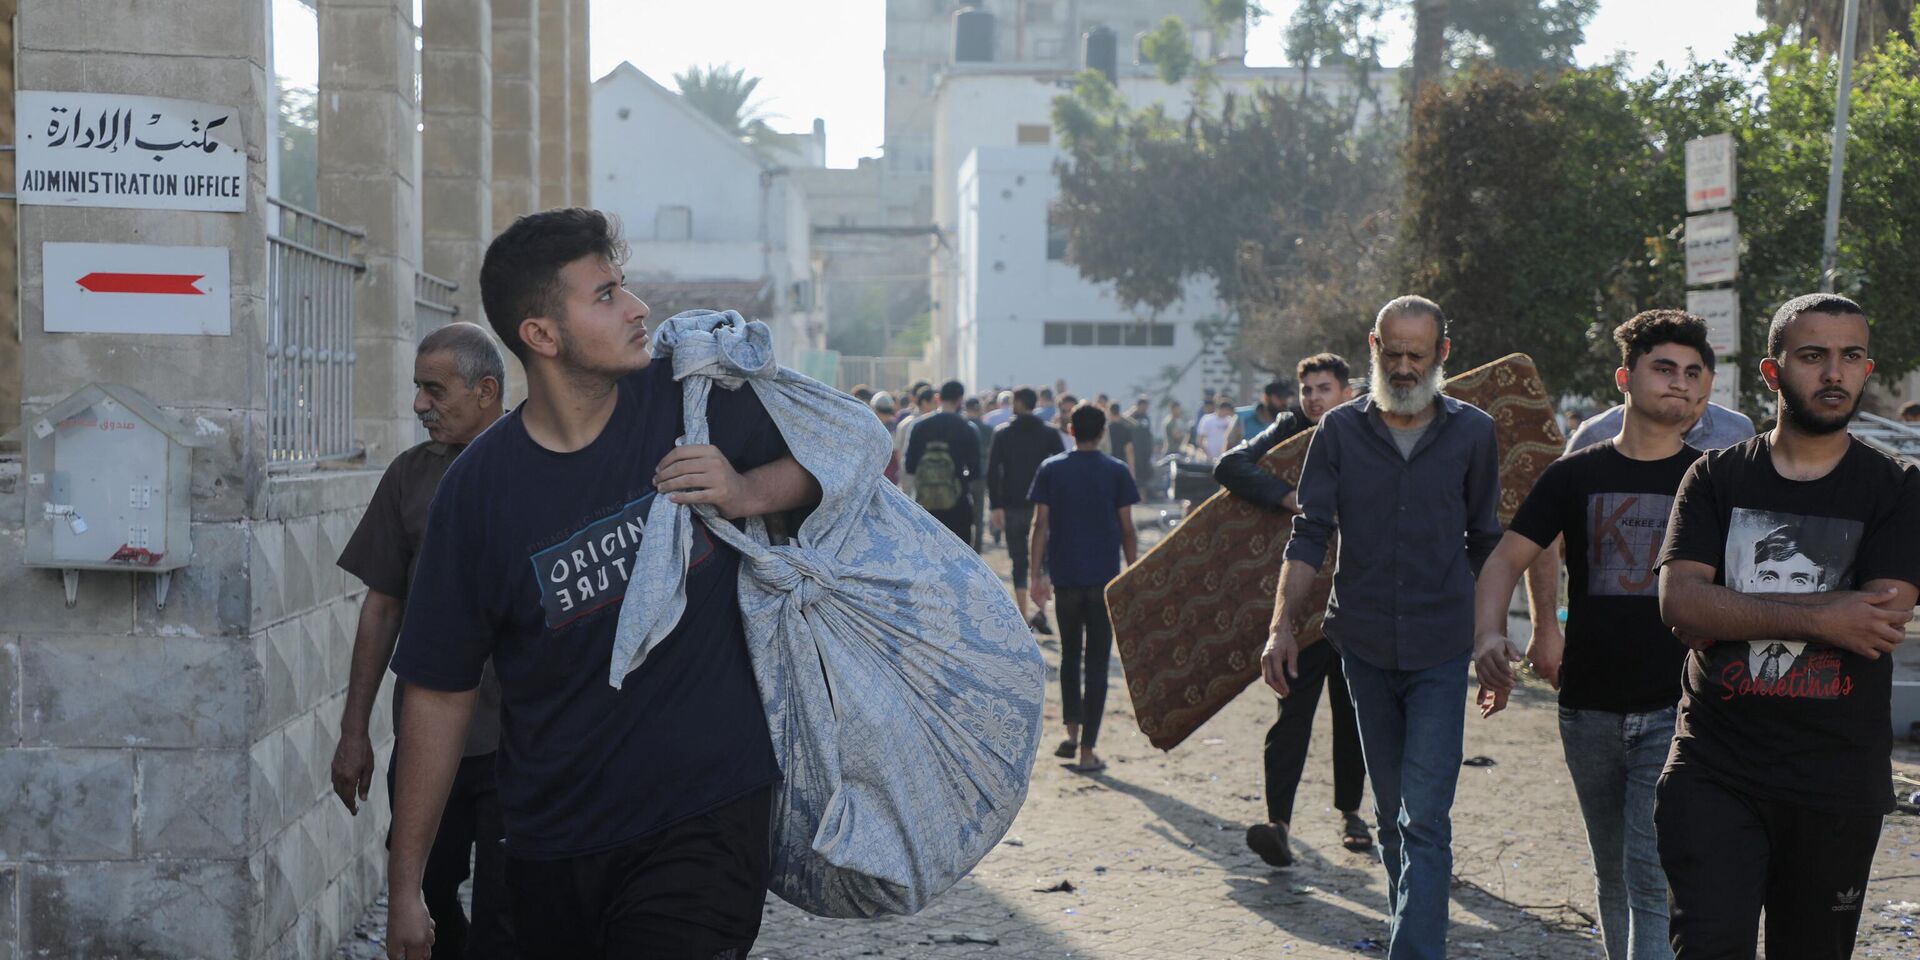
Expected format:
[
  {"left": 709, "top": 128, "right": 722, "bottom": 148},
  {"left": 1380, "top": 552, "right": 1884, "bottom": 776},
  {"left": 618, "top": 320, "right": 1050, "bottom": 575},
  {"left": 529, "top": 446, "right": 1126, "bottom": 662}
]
[{"left": 914, "top": 440, "right": 963, "bottom": 511}]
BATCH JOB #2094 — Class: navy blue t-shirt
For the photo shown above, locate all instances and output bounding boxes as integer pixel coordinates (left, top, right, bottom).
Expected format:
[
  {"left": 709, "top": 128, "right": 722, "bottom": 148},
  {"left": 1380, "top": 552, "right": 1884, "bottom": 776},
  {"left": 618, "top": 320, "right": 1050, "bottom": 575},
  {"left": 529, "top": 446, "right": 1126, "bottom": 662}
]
[
  {"left": 390, "top": 363, "right": 787, "bottom": 859},
  {"left": 1028, "top": 449, "right": 1141, "bottom": 588}
]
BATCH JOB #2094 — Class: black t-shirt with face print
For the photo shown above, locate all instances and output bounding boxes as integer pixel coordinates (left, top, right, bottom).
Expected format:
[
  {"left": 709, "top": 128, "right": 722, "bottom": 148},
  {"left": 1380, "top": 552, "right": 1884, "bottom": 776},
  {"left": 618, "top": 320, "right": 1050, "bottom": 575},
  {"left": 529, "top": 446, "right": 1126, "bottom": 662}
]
[{"left": 1658, "top": 435, "right": 1920, "bottom": 813}]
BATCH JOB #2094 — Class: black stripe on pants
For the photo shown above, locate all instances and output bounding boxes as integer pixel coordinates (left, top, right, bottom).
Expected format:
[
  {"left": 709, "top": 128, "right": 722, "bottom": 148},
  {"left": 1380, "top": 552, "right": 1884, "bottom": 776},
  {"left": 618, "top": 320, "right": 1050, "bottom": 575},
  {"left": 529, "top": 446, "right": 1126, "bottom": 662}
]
[
  {"left": 1262, "top": 640, "right": 1366, "bottom": 825},
  {"left": 1655, "top": 761, "right": 1882, "bottom": 960},
  {"left": 1056, "top": 585, "right": 1113, "bottom": 749}
]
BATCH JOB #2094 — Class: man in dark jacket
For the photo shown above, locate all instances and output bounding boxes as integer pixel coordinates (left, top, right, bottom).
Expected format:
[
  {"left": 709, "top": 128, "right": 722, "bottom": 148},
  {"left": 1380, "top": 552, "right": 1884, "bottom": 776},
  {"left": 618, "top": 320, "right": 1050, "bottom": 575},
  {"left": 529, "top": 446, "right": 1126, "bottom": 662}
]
[
  {"left": 905, "top": 380, "right": 983, "bottom": 543},
  {"left": 1214, "top": 353, "right": 1368, "bottom": 866},
  {"left": 965, "top": 396, "right": 996, "bottom": 552},
  {"left": 989, "top": 385, "right": 1067, "bottom": 633}
]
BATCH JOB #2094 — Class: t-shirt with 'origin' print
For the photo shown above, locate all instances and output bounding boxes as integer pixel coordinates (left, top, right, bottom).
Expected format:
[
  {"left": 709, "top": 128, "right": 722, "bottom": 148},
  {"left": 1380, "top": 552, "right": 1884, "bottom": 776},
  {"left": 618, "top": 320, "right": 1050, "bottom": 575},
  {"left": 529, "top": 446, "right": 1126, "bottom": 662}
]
[
  {"left": 1507, "top": 440, "right": 1699, "bottom": 713},
  {"left": 390, "top": 363, "right": 789, "bottom": 858},
  {"left": 1658, "top": 435, "right": 1920, "bottom": 814}
]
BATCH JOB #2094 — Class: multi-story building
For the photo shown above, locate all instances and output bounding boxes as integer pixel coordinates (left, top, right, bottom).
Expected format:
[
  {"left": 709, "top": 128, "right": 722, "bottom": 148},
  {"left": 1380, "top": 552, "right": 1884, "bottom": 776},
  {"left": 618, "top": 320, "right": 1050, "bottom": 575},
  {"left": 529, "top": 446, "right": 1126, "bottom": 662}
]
[{"left": 590, "top": 62, "right": 825, "bottom": 367}]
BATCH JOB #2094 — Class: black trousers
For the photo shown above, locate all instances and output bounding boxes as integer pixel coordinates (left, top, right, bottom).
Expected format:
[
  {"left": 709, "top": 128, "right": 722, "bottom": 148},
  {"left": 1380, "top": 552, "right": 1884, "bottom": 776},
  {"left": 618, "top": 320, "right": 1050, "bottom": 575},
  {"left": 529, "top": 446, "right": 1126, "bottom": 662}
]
[
  {"left": 1003, "top": 506, "right": 1034, "bottom": 589},
  {"left": 507, "top": 785, "right": 774, "bottom": 959},
  {"left": 1655, "top": 761, "right": 1882, "bottom": 960},
  {"left": 386, "top": 751, "right": 517, "bottom": 960},
  {"left": 1263, "top": 640, "right": 1366, "bottom": 825},
  {"left": 930, "top": 503, "right": 973, "bottom": 545},
  {"left": 1056, "top": 585, "right": 1114, "bottom": 749}
]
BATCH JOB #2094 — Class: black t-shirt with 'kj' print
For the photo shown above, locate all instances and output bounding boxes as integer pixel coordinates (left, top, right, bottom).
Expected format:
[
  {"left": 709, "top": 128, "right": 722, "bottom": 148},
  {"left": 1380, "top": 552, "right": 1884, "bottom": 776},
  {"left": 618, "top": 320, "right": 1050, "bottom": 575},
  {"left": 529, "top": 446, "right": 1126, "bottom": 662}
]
[
  {"left": 1658, "top": 435, "right": 1920, "bottom": 814},
  {"left": 1508, "top": 440, "right": 1700, "bottom": 713}
]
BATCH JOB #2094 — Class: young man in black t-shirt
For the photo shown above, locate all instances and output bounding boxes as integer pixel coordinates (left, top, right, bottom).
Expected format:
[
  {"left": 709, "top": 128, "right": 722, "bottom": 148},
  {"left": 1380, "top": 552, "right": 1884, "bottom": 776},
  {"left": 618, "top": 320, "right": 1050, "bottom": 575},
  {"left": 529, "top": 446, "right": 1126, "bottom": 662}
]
[
  {"left": 382, "top": 209, "right": 821, "bottom": 960},
  {"left": 1474, "top": 310, "right": 1714, "bottom": 960},
  {"left": 1655, "top": 294, "right": 1920, "bottom": 960}
]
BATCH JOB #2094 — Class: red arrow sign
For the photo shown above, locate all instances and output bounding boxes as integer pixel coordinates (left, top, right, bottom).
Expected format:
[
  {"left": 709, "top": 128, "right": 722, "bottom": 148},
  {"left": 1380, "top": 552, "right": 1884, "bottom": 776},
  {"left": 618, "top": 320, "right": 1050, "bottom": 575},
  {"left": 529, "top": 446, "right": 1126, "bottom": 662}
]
[{"left": 75, "top": 272, "right": 205, "bottom": 295}]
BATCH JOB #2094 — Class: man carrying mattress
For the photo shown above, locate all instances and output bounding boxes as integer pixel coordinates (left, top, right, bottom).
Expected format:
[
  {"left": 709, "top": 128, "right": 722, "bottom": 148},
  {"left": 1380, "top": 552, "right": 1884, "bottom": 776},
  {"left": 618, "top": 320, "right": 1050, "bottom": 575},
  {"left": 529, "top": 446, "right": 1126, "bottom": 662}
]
[{"left": 383, "top": 208, "right": 821, "bottom": 960}]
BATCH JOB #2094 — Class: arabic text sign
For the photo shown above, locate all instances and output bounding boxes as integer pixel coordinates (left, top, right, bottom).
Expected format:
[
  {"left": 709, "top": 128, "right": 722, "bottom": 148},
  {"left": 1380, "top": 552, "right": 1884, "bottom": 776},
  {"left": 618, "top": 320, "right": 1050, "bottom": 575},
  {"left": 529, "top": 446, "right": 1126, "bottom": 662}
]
[
  {"left": 44, "top": 242, "right": 231, "bottom": 336},
  {"left": 1686, "top": 288, "right": 1741, "bottom": 357},
  {"left": 17, "top": 91, "right": 246, "bottom": 212},
  {"left": 1685, "top": 133, "right": 1737, "bottom": 213},
  {"left": 1684, "top": 210, "right": 1739, "bottom": 286}
]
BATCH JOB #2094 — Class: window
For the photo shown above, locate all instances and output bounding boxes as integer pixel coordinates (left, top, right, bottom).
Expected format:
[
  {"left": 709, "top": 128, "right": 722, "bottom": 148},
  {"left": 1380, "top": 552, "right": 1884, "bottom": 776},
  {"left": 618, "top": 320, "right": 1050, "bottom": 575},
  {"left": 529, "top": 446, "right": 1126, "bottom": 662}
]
[
  {"left": 1016, "top": 124, "right": 1051, "bottom": 145},
  {"left": 1040, "top": 322, "right": 1177, "bottom": 348},
  {"left": 1046, "top": 205, "right": 1069, "bottom": 261},
  {"left": 655, "top": 205, "right": 692, "bottom": 241}
]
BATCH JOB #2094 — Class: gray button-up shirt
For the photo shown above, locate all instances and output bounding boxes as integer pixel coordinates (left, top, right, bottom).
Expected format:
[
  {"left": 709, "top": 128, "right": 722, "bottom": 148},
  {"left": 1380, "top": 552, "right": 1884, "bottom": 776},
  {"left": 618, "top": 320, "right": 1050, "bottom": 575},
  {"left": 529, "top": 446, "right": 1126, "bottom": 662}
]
[{"left": 1283, "top": 393, "right": 1504, "bottom": 671}]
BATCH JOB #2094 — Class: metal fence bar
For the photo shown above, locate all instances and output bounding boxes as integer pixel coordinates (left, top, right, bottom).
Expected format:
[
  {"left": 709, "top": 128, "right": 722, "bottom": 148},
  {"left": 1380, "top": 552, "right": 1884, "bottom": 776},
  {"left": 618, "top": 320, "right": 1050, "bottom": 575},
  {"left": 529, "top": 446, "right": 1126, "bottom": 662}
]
[
  {"left": 268, "top": 196, "right": 366, "bottom": 468},
  {"left": 413, "top": 270, "right": 460, "bottom": 341}
]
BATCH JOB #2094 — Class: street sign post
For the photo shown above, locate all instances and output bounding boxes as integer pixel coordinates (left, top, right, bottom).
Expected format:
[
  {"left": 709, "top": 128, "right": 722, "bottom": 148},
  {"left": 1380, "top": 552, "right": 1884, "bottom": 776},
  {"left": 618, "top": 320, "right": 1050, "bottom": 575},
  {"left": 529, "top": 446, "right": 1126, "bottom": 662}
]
[
  {"left": 16, "top": 91, "right": 246, "bottom": 212},
  {"left": 1684, "top": 211, "right": 1740, "bottom": 287},
  {"left": 1686, "top": 288, "right": 1741, "bottom": 358},
  {"left": 1686, "top": 134, "right": 1737, "bottom": 214}
]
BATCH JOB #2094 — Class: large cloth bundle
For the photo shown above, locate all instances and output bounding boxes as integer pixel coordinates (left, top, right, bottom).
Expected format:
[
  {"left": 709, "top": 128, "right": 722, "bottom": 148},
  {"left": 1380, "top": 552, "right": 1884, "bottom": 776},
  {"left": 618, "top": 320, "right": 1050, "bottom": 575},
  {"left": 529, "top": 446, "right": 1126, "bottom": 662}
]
[
  {"left": 1106, "top": 353, "right": 1564, "bottom": 750},
  {"left": 612, "top": 310, "right": 1046, "bottom": 918}
]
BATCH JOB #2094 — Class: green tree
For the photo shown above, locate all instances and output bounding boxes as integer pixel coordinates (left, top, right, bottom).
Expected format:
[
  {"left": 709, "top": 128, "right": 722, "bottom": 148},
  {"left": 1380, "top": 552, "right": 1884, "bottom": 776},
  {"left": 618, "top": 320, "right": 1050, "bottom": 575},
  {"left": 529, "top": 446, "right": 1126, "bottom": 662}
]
[
  {"left": 673, "top": 64, "right": 777, "bottom": 145},
  {"left": 1757, "top": 0, "right": 1916, "bottom": 54},
  {"left": 1139, "top": 17, "right": 1199, "bottom": 85},
  {"left": 1449, "top": 0, "right": 1602, "bottom": 72}
]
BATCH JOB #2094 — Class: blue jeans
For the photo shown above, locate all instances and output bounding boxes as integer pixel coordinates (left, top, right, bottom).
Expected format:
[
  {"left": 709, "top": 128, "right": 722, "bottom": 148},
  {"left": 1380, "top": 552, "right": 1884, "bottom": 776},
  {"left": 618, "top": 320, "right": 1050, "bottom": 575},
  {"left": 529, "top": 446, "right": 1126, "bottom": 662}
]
[
  {"left": 1559, "top": 706, "right": 1675, "bottom": 960},
  {"left": 1340, "top": 648, "right": 1468, "bottom": 960}
]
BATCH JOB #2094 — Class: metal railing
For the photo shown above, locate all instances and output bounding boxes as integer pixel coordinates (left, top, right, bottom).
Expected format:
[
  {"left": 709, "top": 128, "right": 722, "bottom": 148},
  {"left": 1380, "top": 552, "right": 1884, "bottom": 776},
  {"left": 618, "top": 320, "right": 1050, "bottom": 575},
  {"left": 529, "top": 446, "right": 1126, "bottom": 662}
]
[
  {"left": 1852, "top": 411, "right": 1920, "bottom": 464},
  {"left": 414, "top": 269, "right": 460, "bottom": 340},
  {"left": 267, "top": 197, "right": 366, "bottom": 468}
]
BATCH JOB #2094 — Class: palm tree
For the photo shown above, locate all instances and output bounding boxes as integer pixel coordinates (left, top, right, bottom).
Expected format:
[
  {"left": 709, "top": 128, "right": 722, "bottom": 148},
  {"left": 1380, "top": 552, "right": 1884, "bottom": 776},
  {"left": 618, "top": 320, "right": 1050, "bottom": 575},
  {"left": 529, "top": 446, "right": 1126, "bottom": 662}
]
[
  {"left": 1409, "top": 0, "right": 1450, "bottom": 103},
  {"left": 1757, "top": 0, "right": 1917, "bottom": 55},
  {"left": 673, "top": 64, "right": 777, "bottom": 145}
]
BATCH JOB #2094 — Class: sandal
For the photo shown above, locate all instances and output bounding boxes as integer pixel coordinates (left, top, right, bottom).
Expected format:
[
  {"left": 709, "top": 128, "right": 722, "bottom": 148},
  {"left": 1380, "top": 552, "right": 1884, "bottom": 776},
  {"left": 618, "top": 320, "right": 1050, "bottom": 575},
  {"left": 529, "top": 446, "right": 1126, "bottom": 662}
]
[
  {"left": 1341, "top": 812, "right": 1375, "bottom": 854},
  {"left": 1068, "top": 758, "right": 1108, "bottom": 774},
  {"left": 1053, "top": 739, "right": 1078, "bottom": 759},
  {"left": 1245, "top": 822, "right": 1295, "bottom": 867}
]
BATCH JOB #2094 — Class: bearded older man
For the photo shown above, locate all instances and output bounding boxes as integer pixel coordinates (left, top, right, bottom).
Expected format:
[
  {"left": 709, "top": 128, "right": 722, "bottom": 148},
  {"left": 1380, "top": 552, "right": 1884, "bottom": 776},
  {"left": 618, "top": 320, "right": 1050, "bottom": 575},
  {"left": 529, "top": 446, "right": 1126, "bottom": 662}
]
[{"left": 1261, "top": 296, "right": 1503, "bottom": 960}]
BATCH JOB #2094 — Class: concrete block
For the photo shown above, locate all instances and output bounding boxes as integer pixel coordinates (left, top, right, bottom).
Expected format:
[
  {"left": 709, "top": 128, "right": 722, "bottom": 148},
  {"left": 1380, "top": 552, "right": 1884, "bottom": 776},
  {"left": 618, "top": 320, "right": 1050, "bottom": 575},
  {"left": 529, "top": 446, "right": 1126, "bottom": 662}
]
[
  {"left": 280, "top": 514, "right": 320, "bottom": 616},
  {"left": 424, "top": 0, "right": 492, "bottom": 47},
  {"left": 492, "top": 27, "right": 538, "bottom": 84},
  {"left": 492, "top": 180, "right": 540, "bottom": 232},
  {"left": 136, "top": 520, "right": 252, "bottom": 638},
  {"left": 423, "top": 177, "right": 492, "bottom": 238},
  {"left": 263, "top": 468, "right": 383, "bottom": 522},
  {"left": 18, "top": 633, "right": 254, "bottom": 749},
  {"left": 424, "top": 114, "right": 494, "bottom": 183},
  {"left": 250, "top": 518, "right": 288, "bottom": 628},
  {"left": 0, "top": 557, "right": 133, "bottom": 637},
  {"left": 0, "top": 749, "right": 135, "bottom": 860},
  {"left": 255, "top": 623, "right": 301, "bottom": 739},
  {"left": 0, "top": 865, "right": 16, "bottom": 960},
  {"left": 423, "top": 49, "right": 493, "bottom": 120},
  {"left": 317, "top": 88, "right": 417, "bottom": 180},
  {"left": 20, "top": 860, "right": 250, "bottom": 960},
  {"left": 134, "top": 749, "right": 250, "bottom": 858},
  {"left": 0, "top": 637, "right": 17, "bottom": 747},
  {"left": 21, "top": 0, "right": 266, "bottom": 59},
  {"left": 491, "top": 116, "right": 540, "bottom": 180},
  {"left": 184, "top": 406, "right": 260, "bottom": 524},
  {"left": 319, "top": 5, "right": 413, "bottom": 93},
  {"left": 20, "top": 331, "right": 260, "bottom": 418},
  {"left": 318, "top": 169, "right": 419, "bottom": 255}
]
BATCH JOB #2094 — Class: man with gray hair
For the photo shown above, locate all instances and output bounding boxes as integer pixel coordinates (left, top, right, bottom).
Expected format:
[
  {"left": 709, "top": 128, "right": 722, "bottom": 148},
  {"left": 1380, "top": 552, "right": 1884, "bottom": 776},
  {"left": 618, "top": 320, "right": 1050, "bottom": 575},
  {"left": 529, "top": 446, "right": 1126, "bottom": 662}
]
[
  {"left": 1262, "top": 295, "right": 1503, "bottom": 959},
  {"left": 332, "top": 320, "right": 517, "bottom": 958}
]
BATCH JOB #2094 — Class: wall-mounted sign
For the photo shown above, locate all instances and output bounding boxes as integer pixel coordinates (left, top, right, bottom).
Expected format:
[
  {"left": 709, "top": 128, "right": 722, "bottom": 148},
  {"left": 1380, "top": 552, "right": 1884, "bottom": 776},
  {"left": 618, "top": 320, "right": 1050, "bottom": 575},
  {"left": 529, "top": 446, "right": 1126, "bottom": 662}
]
[
  {"left": 1684, "top": 211, "right": 1740, "bottom": 287},
  {"left": 16, "top": 91, "right": 245, "bottom": 212},
  {"left": 44, "top": 242, "right": 231, "bottom": 336}
]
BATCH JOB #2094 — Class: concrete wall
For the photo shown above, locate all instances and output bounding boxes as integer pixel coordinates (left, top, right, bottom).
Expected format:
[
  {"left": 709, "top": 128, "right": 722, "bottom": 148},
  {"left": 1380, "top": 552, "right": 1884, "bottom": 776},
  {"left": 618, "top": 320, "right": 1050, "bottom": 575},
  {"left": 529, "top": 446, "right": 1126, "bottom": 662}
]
[{"left": 0, "top": 2, "right": 400, "bottom": 957}]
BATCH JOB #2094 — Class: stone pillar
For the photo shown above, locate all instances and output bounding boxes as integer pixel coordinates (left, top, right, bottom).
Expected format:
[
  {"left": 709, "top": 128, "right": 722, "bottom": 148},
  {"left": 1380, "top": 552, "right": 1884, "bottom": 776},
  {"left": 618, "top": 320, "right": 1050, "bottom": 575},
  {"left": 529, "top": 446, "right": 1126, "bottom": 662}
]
[
  {"left": 0, "top": 2, "right": 17, "bottom": 438},
  {"left": 319, "top": 0, "right": 421, "bottom": 466},
  {"left": 536, "top": 0, "right": 572, "bottom": 208},
  {"left": 5, "top": 0, "right": 272, "bottom": 956},
  {"left": 568, "top": 0, "right": 589, "bottom": 207},
  {"left": 421, "top": 0, "right": 493, "bottom": 329},
  {"left": 490, "top": 0, "right": 540, "bottom": 230}
]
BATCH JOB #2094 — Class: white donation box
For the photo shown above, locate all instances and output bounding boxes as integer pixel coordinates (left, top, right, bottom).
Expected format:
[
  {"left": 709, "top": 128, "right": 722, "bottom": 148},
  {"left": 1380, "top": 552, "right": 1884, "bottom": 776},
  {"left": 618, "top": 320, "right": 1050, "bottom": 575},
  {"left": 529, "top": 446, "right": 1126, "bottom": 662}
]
[{"left": 6, "top": 383, "right": 208, "bottom": 608}]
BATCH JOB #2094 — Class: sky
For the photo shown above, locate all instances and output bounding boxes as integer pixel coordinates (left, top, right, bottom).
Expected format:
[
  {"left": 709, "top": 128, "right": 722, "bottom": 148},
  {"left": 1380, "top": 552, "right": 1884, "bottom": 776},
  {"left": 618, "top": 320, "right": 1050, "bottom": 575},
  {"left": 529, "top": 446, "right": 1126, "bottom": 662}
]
[
  {"left": 278, "top": 0, "right": 1767, "bottom": 171},
  {"left": 588, "top": 0, "right": 1764, "bottom": 169}
]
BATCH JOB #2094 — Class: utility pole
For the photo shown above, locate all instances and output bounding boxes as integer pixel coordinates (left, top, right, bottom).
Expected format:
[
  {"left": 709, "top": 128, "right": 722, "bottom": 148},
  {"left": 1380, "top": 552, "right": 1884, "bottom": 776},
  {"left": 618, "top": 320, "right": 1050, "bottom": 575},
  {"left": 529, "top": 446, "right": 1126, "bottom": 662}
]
[{"left": 1819, "top": 0, "right": 1862, "bottom": 292}]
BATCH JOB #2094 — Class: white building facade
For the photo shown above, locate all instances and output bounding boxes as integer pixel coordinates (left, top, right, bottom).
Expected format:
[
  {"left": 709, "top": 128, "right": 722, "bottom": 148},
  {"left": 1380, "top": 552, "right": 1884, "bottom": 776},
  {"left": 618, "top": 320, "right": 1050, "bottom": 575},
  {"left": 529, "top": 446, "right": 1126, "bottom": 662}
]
[{"left": 590, "top": 63, "right": 823, "bottom": 365}]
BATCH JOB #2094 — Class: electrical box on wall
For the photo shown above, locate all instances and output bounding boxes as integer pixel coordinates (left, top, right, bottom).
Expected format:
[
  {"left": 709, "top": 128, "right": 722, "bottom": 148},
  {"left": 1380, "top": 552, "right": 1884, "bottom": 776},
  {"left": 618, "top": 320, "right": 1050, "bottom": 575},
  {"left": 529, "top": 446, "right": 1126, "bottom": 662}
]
[{"left": 2, "top": 383, "right": 208, "bottom": 609}]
